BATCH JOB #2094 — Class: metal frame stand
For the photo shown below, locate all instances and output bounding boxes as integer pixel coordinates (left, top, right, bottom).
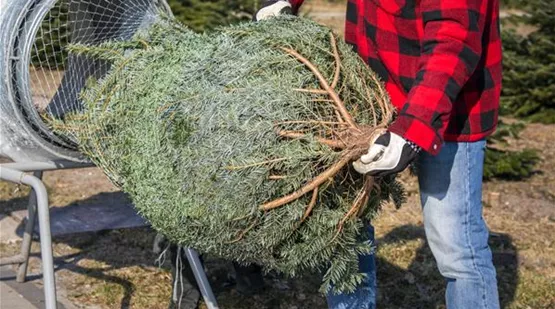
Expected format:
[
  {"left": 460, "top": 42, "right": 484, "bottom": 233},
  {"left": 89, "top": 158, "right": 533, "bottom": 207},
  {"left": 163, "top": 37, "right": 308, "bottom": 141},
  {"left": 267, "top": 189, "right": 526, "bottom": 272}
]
[
  {"left": 4, "top": 170, "right": 42, "bottom": 284},
  {"left": 0, "top": 166, "right": 56, "bottom": 308},
  {"left": 0, "top": 160, "right": 219, "bottom": 309}
]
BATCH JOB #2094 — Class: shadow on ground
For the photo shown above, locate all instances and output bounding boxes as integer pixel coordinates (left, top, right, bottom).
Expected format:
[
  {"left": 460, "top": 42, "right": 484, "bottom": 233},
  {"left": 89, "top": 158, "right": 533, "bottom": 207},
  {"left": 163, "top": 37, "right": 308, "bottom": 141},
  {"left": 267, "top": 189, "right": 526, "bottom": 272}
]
[
  {"left": 374, "top": 225, "right": 518, "bottom": 309},
  {"left": 2, "top": 191, "right": 520, "bottom": 308}
]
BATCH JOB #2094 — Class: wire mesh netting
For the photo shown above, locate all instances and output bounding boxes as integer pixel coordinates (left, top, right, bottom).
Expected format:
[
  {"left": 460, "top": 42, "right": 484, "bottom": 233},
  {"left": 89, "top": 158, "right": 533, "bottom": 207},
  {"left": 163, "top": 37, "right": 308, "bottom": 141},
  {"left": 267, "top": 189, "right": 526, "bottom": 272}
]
[
  {"left": 48, "top": 14, "right": 402, "bottom": 292},
  {"left": 5, "top": 0, "right": 170, "bottom": 158}
]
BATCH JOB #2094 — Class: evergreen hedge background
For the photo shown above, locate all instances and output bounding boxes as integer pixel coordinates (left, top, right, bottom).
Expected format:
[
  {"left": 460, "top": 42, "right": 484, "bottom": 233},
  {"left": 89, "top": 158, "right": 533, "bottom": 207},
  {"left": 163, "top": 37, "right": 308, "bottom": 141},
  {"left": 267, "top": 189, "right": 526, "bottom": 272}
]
[
  {"left": 484, "top": 121, "right": 540, "bottom": 180},
  {"left": 500, "top": 0, "right": 555, "bottom": 124},
  {"left": 167, "top": 0, "right": 256, "bottom": 32}
]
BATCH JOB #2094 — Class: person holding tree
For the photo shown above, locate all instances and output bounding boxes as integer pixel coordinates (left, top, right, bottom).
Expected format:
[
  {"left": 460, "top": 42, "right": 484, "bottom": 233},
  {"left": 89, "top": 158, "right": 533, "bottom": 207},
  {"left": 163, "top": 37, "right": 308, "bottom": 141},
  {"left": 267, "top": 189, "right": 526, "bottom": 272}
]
[{"left": 256, "top": 0, "right": 502, "bottom": 308}]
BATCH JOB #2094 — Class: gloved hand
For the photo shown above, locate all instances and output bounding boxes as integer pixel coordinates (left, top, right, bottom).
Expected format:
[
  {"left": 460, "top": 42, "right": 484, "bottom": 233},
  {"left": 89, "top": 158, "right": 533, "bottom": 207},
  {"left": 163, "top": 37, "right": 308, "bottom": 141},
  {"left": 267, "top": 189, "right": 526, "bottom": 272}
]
[
  {"left": 352, "top": 131, "right": 421, "bottom": 177},
  {"left": 254, "top": 0, "right": 292, "bottom": 21}
]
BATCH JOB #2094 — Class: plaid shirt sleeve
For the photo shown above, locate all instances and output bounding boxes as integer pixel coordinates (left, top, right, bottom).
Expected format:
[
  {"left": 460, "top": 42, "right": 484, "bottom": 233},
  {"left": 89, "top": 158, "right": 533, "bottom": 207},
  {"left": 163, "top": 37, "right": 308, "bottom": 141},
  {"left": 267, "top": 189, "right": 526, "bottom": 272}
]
[
  {"left": 388, "top": 0, "right": 487, "bottom": 154},
  {"left": 288, "top": 0, "right": 304, "bottom": 13}
]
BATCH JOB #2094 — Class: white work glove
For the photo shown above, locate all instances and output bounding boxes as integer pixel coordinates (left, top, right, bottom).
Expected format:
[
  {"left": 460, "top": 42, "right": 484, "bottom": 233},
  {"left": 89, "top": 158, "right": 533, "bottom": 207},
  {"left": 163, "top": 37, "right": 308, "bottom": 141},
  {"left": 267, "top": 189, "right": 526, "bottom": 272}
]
[
  {"left": 254, "top": 1, "right": 292, "bottom": 21},
  {"left": 352, "top": 131, "right": 421, "bottom": 177}
]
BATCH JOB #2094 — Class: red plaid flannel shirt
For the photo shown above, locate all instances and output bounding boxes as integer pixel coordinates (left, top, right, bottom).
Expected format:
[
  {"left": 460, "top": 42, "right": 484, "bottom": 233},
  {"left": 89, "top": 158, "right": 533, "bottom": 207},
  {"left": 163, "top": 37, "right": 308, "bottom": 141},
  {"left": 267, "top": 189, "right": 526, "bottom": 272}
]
[{"left": 290, "top": 0, "right": 502, "bottom": 154}]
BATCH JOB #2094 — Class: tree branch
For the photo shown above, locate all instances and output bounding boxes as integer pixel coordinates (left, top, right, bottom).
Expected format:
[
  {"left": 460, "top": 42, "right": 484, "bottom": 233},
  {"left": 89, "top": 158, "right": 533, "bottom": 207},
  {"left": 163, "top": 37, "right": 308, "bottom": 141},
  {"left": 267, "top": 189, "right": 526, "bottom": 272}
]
[
  {"left": 301, "top": 187, "right": 319, "bottom": 222},
  {"left": 277, "top": 130, "right": 346, "bottom": 149},
  {"left": 281, "top": 47, "right": 358, "bottom": 129},
  {"left": 329, "top": 33, "right": 341, "bottom": 90},
  {"left": 260, "top": 151, "right": 355, "bottom": 210}
]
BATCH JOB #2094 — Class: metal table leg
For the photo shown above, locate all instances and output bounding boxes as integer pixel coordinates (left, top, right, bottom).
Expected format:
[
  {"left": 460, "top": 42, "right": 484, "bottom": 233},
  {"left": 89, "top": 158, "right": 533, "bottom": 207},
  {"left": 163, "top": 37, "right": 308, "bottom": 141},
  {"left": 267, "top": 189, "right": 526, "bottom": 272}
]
[
  {"left": 183, "top": 247, "right": 219, "bottom": 309},
  {"left": 0, "top": 167, "right": 57, "bottom": 309},
  {"left": 1, "top": 161, "right": 219, "bottom": 309},
  {"left": 16, "top": 171, "right": 42, "bottom": 283}
]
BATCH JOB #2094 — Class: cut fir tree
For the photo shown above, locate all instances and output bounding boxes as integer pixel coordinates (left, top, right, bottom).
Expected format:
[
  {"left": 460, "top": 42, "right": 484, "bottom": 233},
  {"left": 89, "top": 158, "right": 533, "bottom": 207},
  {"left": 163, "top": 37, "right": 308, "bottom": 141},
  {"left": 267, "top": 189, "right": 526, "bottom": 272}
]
[{"left": 54, "top": 16, "right": 405, "bottom": 293}]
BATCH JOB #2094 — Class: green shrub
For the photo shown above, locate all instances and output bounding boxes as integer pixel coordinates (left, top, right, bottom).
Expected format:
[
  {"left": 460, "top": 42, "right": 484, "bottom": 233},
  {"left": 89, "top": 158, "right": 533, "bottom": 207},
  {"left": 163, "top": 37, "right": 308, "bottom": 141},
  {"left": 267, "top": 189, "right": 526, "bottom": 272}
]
[
  {"left": 484, "top": 121, "right": 540, "bottom": 180},
  {"left": 32, "top": 1, "right": 69, "bottom": 69},
  {"left": 501, "top": 0, "right": 555, "bottom": 124},
  {"left": 168, "top": 0, "right": 256, "bottom": 32},
  {"left": 500, "top": 0, "right": 527, "bottom": 9}
]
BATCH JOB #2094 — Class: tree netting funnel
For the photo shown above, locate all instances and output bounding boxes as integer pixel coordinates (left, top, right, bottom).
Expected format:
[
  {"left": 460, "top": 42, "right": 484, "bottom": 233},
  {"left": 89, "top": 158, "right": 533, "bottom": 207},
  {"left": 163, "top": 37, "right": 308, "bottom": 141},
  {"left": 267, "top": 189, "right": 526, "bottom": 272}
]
[{"left": 0, "top": 0, "right": 171, "bottom": 162}]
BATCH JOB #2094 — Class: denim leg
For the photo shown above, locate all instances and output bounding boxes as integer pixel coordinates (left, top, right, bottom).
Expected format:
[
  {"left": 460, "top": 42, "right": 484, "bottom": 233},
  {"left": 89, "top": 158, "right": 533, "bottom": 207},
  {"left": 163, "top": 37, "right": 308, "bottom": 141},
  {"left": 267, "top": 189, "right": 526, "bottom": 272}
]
[
  {"left": 326, "top": 225, "right": 377, "bottom": 309},
  {"left": 417, "top": 140, "right": 499, "bottom": 309}
]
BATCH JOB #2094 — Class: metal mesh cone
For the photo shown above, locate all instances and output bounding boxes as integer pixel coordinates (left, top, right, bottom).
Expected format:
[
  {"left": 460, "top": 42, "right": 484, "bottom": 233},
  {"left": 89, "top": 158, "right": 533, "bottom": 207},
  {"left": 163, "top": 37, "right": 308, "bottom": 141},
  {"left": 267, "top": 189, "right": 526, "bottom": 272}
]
[{"left": 0, "top": 0, "right": 171, "bottom": 161}]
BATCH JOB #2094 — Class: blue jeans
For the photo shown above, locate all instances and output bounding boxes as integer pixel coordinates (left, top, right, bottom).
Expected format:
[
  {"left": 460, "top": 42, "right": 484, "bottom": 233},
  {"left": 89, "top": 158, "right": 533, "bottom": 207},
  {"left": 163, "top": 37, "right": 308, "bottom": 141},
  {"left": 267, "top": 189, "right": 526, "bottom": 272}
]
[{"left": 327, "top": 141, "right": 500, "bottom": 309}]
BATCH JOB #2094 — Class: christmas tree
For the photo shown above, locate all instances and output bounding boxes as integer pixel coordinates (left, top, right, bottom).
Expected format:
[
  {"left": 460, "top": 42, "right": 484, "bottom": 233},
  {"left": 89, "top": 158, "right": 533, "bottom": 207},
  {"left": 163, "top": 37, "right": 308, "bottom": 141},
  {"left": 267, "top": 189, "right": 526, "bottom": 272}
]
[{"left": 54, "top": 16, "right": 404, "bottom": 293}]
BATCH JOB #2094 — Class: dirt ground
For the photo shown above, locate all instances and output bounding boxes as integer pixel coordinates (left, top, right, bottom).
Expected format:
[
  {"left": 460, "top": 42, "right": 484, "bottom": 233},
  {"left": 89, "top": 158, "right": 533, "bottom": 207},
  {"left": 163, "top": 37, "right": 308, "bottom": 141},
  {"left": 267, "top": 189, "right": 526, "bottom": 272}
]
[{"left": 1, "top": 2, "right": 554, "bottom": 308}]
